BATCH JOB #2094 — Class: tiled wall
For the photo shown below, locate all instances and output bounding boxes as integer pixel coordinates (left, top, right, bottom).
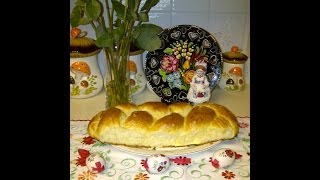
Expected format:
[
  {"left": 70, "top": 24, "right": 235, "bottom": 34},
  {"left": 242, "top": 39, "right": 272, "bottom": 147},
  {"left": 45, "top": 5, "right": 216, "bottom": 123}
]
[{"left": 70, "top": 0, "right": 250, "bottom": 83}]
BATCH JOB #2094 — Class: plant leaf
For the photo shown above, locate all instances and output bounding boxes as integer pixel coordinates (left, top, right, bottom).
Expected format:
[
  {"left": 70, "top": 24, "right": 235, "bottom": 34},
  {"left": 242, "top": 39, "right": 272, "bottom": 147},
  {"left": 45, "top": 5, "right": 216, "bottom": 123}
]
[
  {"left": 141, "top": 36, "right": 161, "bottom": 52},
  {"left": 113, "top": 27, "right": 125, "bottom": 41},
  {"left": 131, "top": 27, "right": 141, "bottom": 39},
  {"left": 75, "top": 0, "right": 86, "bottom": 6},
  {"left": 126, "top": 0, "right": 138, "bottom": 20},
  {"left": 128, "top": 0, "right": 138, "bottom": 20},
  {"left": 95, "top": 33, "right": 114, "bottom": 48},
  {"left": 70, "top": 5, "right": 82, "bottom": 27},
  {"left": 138, "top": 12, "right": 149, "bottom": 22},
  {"left": 111, "top": 0, "right": 125, "bottom": 20},
  {"left": 134, "top": 24, "right": 163, "bottom": 51},
  {"left": 129, "top": 0, "right": 143, "bottom": 13},
  {"left": 78, "top": 17, "right": 92, "bottom": 25},
  {"left": 128, "top": 0, "right": 136, "bottom": 11},
  {"left": 81, "top": 0, "right": 91, "bottom": 3},
  {"left": 85, "top": 0, "right": 101, "bottom": 20},
  {"left": 95, "top": 24, "right": 105, "bottom": 38},
  {"left": 113, "top": 18, "right": 122, "bottom": 27},
  {"left": 140, "top": 0, "right": 159, "bottom": 12},
  {"left": 130, "top": 12, "right": 139, "bottom": 21}
]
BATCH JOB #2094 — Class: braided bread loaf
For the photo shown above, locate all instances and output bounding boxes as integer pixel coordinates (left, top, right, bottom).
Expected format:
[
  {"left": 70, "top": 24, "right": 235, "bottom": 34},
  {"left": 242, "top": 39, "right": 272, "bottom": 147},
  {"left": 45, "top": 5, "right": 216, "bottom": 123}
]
[{"left": 88, "top": 102, "right": 239, "bottom": 148}]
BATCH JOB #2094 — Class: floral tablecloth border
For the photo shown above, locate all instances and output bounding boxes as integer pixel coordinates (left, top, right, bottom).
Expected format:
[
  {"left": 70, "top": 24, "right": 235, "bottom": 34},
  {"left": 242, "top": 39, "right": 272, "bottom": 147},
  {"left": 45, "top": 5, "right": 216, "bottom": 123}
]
[{"left": 70, "top": 117, "right": 250, "bottom": 180}]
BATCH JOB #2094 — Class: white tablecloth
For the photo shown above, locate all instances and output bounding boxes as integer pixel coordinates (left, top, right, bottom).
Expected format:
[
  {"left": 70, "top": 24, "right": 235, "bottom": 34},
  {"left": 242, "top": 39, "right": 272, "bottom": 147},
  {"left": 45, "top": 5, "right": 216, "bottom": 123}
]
[{"left": 70, "top": 117, "right": 250, "bottom": 180}]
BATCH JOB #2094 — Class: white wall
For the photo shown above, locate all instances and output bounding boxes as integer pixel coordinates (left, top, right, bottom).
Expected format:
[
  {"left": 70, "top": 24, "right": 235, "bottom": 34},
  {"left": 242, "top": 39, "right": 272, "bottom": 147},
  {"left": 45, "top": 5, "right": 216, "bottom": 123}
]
[{"left": 70, "top": 0, "right": 250, "bottom": 82}]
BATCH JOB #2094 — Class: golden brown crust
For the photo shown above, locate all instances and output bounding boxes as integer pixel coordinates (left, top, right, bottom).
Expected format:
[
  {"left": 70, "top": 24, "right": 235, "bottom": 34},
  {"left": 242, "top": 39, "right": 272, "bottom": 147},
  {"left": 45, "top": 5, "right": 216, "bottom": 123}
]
[
  {"left": 197, "top": 102, "right": 239, "bottom": 134},
  {"left": 96, "top": 108, "right": 122, "bottom": 136},
  {"left": 87, "top": 111, "right": 103, "bottom": 139},
  {"left": 168, "top": 102, "right": 193, "bottom": 117},
  {"left": 115, "top": 103, "right": 138, "bottom": 116},
  {"left": 138, "top": 102, "right": 171, "bottom": 120},
  {"left": 124, "top": 111, "right": 153, "bottom": 131},
  {"left": 185, "top": 106, "right": 217, "bottom": 131},
  {"left": 87, "top": 102, "right": 239, "bottom": 148},
  {"left": 150, "top": 113, "right": 184, "bottom": 133}
]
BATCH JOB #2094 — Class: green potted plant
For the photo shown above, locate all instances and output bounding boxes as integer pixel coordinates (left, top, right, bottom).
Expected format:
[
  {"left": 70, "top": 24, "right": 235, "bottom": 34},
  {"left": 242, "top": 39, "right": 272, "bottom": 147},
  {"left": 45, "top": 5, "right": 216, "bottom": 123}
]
[{"left": 70, "top": 0, "right": 163, "bottom": 108}]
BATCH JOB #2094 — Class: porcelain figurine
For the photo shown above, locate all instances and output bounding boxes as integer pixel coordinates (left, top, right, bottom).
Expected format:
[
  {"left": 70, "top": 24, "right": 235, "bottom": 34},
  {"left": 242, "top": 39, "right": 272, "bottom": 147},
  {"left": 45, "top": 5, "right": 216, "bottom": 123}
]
[{"left": 187, "top": 61, "right": 211, "bottom": 104}]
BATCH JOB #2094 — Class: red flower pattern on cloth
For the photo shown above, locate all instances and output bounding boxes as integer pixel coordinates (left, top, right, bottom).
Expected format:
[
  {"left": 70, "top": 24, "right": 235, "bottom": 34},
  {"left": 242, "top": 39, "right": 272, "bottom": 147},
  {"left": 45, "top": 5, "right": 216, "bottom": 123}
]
[
  {"left": 221, "top": 170, "right": 236, "bottom": 179},
  {"left": 209, "top": 158, "right": 220, "bottom": 168},
  {"left": 82, "top": 136, "right": 96, "bottom": 145},
  {"left": 91, "top": 162, "right": 105, "bottom": 173},
  {"left": 134, "top": 172, "right": 149, "bottom": 180},
  {"left": 225, "top": 149, "right": 234, "bottom": 158},
  {"left": 140, "top": 159, "right": 148, "bottom": 169},
  {"left": 78, "top": 170, "right": 97, "bottom": 180},
  {"left": 170, "top": 156, "right": 191, "bottom": 165},
  {"left": 239, "top": 122, "right": 249, "bottom": 128},
  {"left": 76, "top": 149, "right": 90, "bottom": 166},
  {"left": 235, "top": 152, "right": 243, "bottom": 159}
]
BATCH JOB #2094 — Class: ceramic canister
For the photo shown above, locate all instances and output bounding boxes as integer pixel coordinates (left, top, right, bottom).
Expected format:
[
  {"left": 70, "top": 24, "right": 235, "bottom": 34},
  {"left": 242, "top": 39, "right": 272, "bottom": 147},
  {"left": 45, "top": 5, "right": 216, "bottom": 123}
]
[
  {"left": 218, "top": 47, "right": 248, "bottom": 92},
  {"left": 128, "top": 47, "right": 147, "bottom": 96},
  {"left": 70, "top": 31, "right": 103, "bottom": 98}
]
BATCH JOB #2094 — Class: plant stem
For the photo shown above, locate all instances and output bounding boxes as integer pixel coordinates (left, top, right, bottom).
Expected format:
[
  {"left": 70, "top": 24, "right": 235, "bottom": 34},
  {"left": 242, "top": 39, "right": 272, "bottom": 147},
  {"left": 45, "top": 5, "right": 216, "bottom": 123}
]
[
  {"left": 99, "top": 16, "right": 108, "bottom": 33},
  {"left": 104, "top": 39, "right": 131, "bottom": 108},
  {"left": 135, "top": 0, "right": 141, "bottom": 12},
  {"left": 90, "top": 22, "right": 97, "bottom": 32},
  {"left": 105, "top": 0, "right": 113, "bottom": 34}
]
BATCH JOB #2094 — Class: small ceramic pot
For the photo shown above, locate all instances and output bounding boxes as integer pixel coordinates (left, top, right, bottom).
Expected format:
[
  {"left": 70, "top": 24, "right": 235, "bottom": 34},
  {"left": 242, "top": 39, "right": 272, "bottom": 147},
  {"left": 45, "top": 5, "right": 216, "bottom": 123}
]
[
  {"left": 70, "top": 31, "right": 103, "bottom": 98},
  {"left": 218, "top": 47, "right": 248, "bottom": 92}
]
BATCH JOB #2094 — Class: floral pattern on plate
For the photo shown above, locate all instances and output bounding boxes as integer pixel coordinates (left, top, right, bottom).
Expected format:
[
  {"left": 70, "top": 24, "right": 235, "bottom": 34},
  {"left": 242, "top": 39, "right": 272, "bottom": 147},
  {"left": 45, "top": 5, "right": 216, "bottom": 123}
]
[{"left": 144, "top": 25, "right": 223, "bottom": 103}]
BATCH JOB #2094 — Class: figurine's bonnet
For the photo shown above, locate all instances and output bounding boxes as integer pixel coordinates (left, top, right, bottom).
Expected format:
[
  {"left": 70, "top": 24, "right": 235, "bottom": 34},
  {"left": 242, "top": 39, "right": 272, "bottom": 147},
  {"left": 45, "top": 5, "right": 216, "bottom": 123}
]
[{"left": 195, "top": 61, "right": 207, "bottom": 71}]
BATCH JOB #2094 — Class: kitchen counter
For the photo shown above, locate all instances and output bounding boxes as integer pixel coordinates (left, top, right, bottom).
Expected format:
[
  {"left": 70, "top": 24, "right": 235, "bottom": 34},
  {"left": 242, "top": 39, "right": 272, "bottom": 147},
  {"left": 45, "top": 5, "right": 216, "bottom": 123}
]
[{"left": 70, "top": 84, "right": 250, "bottom": 120}]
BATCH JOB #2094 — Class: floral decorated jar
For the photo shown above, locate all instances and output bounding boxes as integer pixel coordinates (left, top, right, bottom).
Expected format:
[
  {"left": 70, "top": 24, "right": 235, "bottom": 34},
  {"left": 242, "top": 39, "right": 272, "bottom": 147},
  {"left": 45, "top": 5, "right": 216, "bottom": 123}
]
[
  {"left": 218, "top": 46, "right": 248, "bottom": 92},
  {"left": 70, "top": 28, "right": 103, "bottom": 98}
]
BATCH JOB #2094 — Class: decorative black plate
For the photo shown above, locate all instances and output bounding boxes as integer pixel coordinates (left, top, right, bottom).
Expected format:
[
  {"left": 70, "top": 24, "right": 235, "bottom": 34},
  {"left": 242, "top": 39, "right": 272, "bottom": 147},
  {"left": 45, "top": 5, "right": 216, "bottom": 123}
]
[{"left": 144, "top": 25, "right": 223, "bottom": 104}]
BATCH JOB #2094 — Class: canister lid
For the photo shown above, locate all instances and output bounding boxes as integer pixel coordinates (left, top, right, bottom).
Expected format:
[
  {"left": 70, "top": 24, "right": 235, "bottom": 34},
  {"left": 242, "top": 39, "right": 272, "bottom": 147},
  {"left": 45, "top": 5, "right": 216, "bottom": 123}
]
[
  {"left": 70, "top": 28, "right": 101, "bottom": 58},
  {"left": 222, "top": 46, "right": 248, "bottom": 64}
]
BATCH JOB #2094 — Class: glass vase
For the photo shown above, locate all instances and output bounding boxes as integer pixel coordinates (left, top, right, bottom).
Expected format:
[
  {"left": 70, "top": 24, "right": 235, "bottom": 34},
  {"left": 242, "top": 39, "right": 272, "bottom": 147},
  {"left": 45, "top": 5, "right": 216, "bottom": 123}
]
[{"left": 103, "top": 40, "right": 132, "bottom": 108}]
